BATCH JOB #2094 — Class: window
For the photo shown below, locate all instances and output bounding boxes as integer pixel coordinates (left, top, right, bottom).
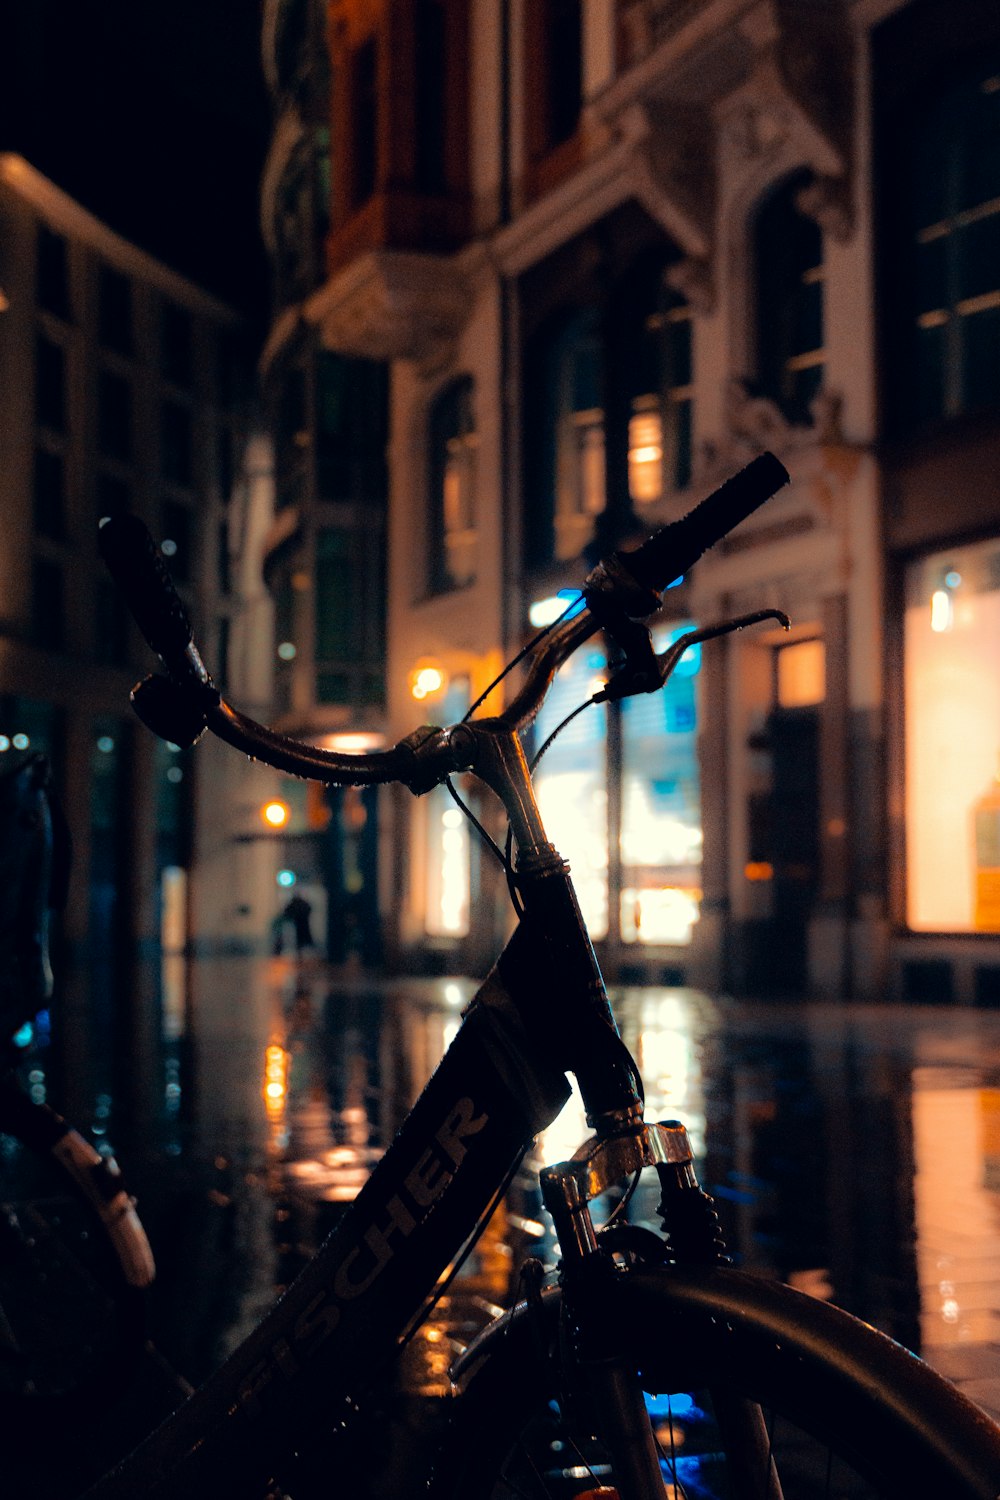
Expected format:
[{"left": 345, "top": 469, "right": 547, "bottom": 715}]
[
  {"left": 161, "top": 401, "right": 193, "bottom": 486},
  {"left": 217, "top": 331, "right": 247, "bottom": 411},
  {"left": 37, "top": 226, "right": 70, "bottom": 320},
  {"left": 95, "top": 577, "right": 129, "bottom": 666},
  {"left": 424, "top": 787, "right": 471, "bottom": 937},
  {"left": 274, "top": 359, "right": 307, "bottom": 511},
  {"left": 161, "top": 303, "right": 193, "bottom": 387},
  {"left": 96, "top": 473, "right": 131, "bottom": 520},
  {"left": 543, "top": 0, "right": 582, "bottom": 151},
  {"left": 531, "top": 618, "right": 705, "bottom": 949},
  {"left": 624, "top": 271, "right": 694, "bottom": 505},
  {"left": 275, "top": 0, "right": 308, "bottom": 90},
  {"left": 901, "top": 55, "right": 1000, "bottom": 425},
  {"left": 273, "top": 567, "right": 296, "bottom": 715},
  {"left": 98, "top": 266, "right": 132, "bottom": 354},
  {"left": 777, "top": 639, "right": 825, "bottom": 709},
  {"left": 161, "top": 500, "right": 193, "bottom": 583},
  {"left": 905, "top": 539, "right": 1000, "bottom": 933},
  {"left": 98, "top": 370, "right": 132, "bottom": 461},
  {"left": 217, "top": 425, "right": 235, "bottom": 501},
  {"left": 216, "top": 616, "right": 230, "bottom": 691},
  {"left": 217, "top": 520, "right": 231, "bottom": 595},
  {"left": 754, "top": 173, "right": 824, "bottom": 422},
  {"left": 415, "top": 0, "right": 447, "bottom": 193},
  {"left": 428, "top": 377, "right": 477, "bottom": 593},
  {"left": 621, "top": 624, "right": 703, "bottom": 945},
  {"left": 351, "top": 37, "right": 378, "bottom": 208},
  {"left": 315, "top": 351, "right": 388, "bottom": 503},
  {"left": 533, "top": 645, "right": 610, "bottom": 940},
  {"left": 424, "top": 679, "right": 472, "bottom": 939},
  {"left": 31, "top": 557, "right": 66, "bottom": 650},
  {"left": 36, "top": 335, "right": 66, "bottom": 432},
  {"left": 33, "top": 448, "right": 64, "bottom": 539},
  {"left": 549, "top": 309, "right": 605, "bottom": 560}
]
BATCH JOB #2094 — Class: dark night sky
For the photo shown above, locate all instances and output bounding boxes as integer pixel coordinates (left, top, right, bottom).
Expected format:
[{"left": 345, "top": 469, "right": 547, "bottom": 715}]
[{"left": 0, "top": 0, "right": 271, "bottom": 324}]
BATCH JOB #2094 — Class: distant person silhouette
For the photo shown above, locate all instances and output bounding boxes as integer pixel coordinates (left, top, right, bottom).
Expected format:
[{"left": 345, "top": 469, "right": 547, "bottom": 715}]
[{"left": 277, "top": 891, "right": 315, "bottom": 957}]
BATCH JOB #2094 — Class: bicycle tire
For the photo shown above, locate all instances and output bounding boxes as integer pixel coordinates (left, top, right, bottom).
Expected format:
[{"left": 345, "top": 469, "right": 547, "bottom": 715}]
[
  {"left": 0, "top": 1121, "right": 151, "bottom": 1420},
  {"left": 431, "top": 1263, "right": 1000, "bottom": 1499}
]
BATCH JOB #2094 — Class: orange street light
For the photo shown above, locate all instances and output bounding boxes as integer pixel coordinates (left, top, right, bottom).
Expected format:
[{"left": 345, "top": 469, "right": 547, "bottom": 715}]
[{"left": 261, "top": 799, "right": 291, "bottom": 830}]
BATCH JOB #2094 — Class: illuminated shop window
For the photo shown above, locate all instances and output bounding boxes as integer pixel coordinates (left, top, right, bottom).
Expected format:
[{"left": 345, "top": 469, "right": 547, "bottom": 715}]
[
  {"left": 777, "top": 638, "right": 825, "bottom": 709},
  {"left": 533, "top": 646, "right": 610, "bottom": 940},
  {"left": 425, "top": 788, "right": 471, "bottom": 937},
  {"left": 425, "top": 678, "right": 471, "bottom": 937},
  {"left": 905, "top": 539, "right": 1000, "bottom": 931},
  {"left": 531, "top": 623, "right": 704, "bottom": 947},
  {"left": 621, "top": 623, "right": 702, "bottom": 946}
]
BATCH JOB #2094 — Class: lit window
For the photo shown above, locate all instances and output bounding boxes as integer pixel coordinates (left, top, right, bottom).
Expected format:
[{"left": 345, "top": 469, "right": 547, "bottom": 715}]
[
  {"left": 904, "top": 539, "right": 1000, "bottom": 931},
  {"left": 425, "top": 792, "right": 470, "bottom": 937},
  {"left": 533, "top": 647, "right": 610, "bottom": 940},
  {"left": 628, "top": 405, "right": 662, "bottom": 504},
  {"left": 777, "top": 639, "right": 826, "bottom": 709},
  {"left": 621, "top": 622, "right": 703, "bottom": 946}
]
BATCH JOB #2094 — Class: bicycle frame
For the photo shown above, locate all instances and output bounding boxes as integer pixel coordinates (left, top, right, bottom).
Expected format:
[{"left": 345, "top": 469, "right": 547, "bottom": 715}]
[
  {"left": 91, "top": 916, "right": 596, "bottom": 1496},
  {"left": 91, "top": 456, "right": 793, "bottom": 1498}
]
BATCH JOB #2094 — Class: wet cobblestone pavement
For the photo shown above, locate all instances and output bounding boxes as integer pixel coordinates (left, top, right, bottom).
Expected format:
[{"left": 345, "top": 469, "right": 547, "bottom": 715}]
[{"left": 6, "top": 956, "right": 1000, "bottom": 1493}]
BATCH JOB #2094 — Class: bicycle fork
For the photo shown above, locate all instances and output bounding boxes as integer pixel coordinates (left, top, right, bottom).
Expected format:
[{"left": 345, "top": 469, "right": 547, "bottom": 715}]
[{"left": 540, "top": 1120, "right": 783, "bottom": 1500}]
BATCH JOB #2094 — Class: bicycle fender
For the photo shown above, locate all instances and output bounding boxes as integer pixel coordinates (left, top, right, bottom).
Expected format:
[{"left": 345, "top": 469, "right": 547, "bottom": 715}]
[{"left": 447, "top": 1264, "right": 1000, "bottom": 1500}]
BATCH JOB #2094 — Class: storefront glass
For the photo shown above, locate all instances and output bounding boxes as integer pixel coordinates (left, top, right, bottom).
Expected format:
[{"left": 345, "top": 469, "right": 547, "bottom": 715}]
[
  {"left": 534, "top": 645, "right": 609, "bottom": 939},
  {"left": 905, "top": 539, "right": 1000, "bottom": 931},
  {"left": 532, "top": 622, "right": 704, "bottom": 947},
  {"left": 621, "top": 623, "right": 702, "bottom": 945}
]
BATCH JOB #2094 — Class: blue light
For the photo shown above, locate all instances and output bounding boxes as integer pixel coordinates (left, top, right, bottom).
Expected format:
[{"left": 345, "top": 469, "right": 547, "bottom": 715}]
[
  {"left": 666, "top": 575, "right": 684, "bottom": 590},
  {"left": 277, "top": 869, "right": 296, "bottom": 888},
  {"left": 668, "top": 623, "right": 701, "bottom": 677},
  {"left": 556, "top": 588, "right": 587, "bottom": 619},
  {"left": 644, "top": 1390, "right": 698, "bottom": 1418}
]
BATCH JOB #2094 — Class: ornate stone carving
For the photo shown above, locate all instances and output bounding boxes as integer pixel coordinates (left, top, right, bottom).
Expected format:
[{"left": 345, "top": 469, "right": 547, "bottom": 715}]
[
  {"left": 720, "top": 1, "right": 853, "bottom": 219},
  {"left": 664, "top": 255, "right": 715, "bottom": 315},
  {"left": 692, "top": 378, "right": 851, "bottom": 489},
  {"left": 306, "top": 250, "right": 471, "bottom": 365},
  {"left": 634, "top": 98, "right": 716, "bottom": 261},
  {"left": 796, "top": 173, "right": 853, "bottom": 243}
]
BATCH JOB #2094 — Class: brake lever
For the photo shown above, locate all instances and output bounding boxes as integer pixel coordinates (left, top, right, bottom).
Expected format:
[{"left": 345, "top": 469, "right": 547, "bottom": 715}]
[{"left": 593, "top": 609, "right": 790, "bottom": 704}]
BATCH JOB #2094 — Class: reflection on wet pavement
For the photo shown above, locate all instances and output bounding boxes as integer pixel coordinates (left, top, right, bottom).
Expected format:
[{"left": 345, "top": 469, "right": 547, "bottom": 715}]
[
  {"left": 13, "top": 957, "right": 1000, "bottom": 1455},
  {"left": 147, "top": 960, "right": 1000, "bottom": 1425}
]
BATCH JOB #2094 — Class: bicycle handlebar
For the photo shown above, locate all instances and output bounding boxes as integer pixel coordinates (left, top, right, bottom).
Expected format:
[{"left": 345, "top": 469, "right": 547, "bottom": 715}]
[
  {"left": 99, "top": 452, "right": 789, "bottom": 790},
  {"left": 98, "top": 514, "right": 212, "bottom": 685},
  {"left": 616, "top": 450, "right": 788, "bottom": 593}
]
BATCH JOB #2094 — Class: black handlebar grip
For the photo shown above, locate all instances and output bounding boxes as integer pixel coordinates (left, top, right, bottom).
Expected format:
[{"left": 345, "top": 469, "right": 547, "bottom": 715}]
[
  {"left": 98, "top": 513, "right": 195, "bottom": 670},
  {"left": 622, "top": 451, "right": 790, "bottom": 592}
]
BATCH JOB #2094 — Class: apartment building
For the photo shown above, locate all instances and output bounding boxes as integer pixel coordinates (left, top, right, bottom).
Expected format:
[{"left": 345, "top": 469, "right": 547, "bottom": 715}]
[
  {"left": 0, "top": 155, "right": 274, "bottom": 1118},
  {"left": 262, "top": 0, "right": 1000, "bottom": 1001}
]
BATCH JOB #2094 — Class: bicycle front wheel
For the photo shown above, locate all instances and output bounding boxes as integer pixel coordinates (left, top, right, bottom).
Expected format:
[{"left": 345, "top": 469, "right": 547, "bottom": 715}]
[{"left": 432, "top": 1264, "right": 1000, "bottom": 1499}]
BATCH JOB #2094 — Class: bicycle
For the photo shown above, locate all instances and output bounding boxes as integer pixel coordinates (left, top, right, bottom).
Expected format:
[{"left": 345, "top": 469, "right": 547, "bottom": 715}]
[
  {"left": 89, "top": 451, "right": 1000, "bottom": 1499},
  {"left": 0, "top": 752, "right": 158, "bottom": 1495}
]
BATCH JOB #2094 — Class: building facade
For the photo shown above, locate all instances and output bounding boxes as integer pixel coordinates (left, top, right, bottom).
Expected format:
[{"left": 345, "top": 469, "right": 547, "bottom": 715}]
[
  {"left": 260, "top": 0, "right": 391, "bottom": 966},
  {"left": 265, "top": 0, "right": 1000, "bottom": 1001},
  {"left": 0, "top": 155, "right": 276, "bottom": 1122}
]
